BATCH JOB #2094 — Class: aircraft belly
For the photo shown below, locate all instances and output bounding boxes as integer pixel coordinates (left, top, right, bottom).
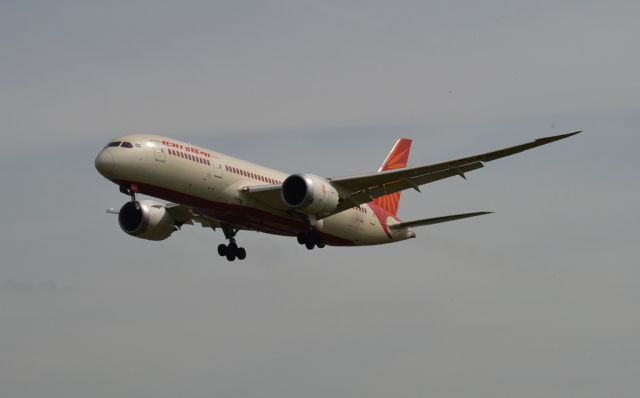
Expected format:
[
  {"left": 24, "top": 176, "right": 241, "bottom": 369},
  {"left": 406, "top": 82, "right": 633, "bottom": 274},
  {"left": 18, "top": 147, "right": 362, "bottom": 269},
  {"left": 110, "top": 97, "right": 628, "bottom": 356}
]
[{"left": 320, "top": 211, "right": 391, "bottom": 246}]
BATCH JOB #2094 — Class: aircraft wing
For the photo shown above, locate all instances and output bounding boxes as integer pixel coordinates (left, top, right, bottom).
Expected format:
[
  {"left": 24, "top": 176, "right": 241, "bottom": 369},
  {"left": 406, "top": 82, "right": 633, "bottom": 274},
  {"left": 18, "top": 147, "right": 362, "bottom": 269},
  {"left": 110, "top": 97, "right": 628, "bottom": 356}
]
[
  {"left": 328, "top": 131, "right": 580, "bottom": 213},
  {"left": 388, "top": 211, "right": 493, "bottom": 230},
  {"left": 241, "top": 184, "right": 289, "bottom": 211},
  {"left": 244, "top": 131, "right": 580, "bottom": 216},
  {"left": 164, "top": 203, "right": 222, "bottom": 228}
]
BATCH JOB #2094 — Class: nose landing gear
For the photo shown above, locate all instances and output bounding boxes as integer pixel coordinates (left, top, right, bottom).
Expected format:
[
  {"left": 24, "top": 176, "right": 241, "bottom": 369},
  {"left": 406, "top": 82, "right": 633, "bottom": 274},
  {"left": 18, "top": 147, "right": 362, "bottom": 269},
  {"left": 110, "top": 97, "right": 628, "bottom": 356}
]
[
  {"left": 218, "top": 225, "right": 247, "bottom": 261},
  {"left": 119, "top": 184, "right": 138, "bottom": 202}
]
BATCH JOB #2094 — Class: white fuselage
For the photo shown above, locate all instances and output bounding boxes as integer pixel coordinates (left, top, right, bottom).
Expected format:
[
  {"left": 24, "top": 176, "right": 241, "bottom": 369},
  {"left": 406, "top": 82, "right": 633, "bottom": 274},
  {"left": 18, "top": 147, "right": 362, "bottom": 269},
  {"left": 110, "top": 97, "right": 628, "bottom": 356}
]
[{"left": 95, "top": 134, "right": 415, "bottom": 246}]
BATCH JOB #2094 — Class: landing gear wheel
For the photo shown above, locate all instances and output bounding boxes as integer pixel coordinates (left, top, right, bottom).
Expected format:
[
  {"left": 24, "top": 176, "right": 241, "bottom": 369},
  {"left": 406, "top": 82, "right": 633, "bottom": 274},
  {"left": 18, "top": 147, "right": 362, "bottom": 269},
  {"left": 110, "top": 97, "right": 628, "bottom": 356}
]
[
  {"left": 305, "top": 241, "right": 315, "bottom": 250},
  {"left": 297, "top": 233, "right": 305, "bottom": 245},
  {"left": 316, "top": 240, "right": 326, "bottom": 249},
  {"left": 220, "top": 224, "right": 248, "bottom": 261},
  {"left": 237, "top": 247, "right": 246, "bottom": 260}
]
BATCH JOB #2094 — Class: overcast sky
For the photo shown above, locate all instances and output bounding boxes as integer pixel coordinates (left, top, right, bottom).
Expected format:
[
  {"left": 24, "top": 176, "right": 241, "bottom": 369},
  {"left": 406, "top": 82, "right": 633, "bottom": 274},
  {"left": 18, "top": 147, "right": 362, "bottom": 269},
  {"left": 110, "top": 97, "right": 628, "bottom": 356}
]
[{"left": 1, "top": 1, "right": 639, "bottom": 397}]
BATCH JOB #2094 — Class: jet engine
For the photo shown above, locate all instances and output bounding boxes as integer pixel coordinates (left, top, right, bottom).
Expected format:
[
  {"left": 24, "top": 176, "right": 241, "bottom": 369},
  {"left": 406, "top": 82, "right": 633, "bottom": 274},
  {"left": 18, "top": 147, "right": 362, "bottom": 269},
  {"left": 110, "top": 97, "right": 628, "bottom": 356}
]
[
  {"left": 281, "top": 174, "right": 340, "bottom": 215},
  {"left": 118, "top": 200, "right": 176, "bottom": 241}
]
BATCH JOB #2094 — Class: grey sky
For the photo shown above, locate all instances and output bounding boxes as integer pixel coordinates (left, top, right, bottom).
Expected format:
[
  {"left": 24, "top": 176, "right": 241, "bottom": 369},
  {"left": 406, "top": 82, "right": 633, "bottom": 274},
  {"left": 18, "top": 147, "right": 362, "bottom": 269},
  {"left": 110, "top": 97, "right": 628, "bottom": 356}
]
[{"left": 1, "top": 1, "right": 639, "bottom": 397}]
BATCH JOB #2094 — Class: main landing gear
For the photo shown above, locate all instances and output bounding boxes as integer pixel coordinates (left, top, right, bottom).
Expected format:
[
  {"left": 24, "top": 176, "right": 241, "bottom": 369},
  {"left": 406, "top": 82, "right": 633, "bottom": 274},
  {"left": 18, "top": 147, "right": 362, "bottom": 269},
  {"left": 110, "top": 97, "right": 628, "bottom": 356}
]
[
  {"left": 218, "top": 225, "right": 247, "bottom": 261},
  {"left": 297, "top": 230, "right": 326, "bottom": 250}
]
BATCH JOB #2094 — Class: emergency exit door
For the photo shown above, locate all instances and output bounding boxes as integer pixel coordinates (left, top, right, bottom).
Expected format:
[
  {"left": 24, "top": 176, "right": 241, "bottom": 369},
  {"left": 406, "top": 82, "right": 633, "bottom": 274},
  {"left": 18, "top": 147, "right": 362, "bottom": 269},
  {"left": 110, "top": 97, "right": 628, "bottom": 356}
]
[{"left": 211, "top": 157, "right": 224, "bottom": 178}]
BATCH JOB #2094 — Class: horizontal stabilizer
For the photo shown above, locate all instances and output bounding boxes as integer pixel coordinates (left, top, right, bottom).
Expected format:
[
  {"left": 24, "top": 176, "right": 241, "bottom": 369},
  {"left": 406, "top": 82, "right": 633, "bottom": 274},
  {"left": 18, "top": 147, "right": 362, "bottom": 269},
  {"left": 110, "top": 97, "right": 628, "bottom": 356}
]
[{"left": 389, "top": 211, "right": 492, "bottom": 230}]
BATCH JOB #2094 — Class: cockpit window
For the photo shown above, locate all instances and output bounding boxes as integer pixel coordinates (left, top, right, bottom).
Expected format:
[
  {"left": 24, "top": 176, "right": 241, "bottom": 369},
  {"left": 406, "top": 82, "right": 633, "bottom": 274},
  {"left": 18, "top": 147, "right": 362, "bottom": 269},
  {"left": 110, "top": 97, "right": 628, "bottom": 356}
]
[
  {"left": 121, "top": 142, "right": 134, "bottom": 148},
  {"left": 107, "top": 141, "right": 122, "bottom": 147}
]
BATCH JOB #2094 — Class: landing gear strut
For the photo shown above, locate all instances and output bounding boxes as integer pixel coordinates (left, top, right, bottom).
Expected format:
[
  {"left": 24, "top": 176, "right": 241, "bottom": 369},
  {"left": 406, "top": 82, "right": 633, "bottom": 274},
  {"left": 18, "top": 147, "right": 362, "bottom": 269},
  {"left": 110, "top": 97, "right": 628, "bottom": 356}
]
[
  {"left": 218, "top": 225, "right": 247, "bottom": 261},
  {"left": 297, "top": 230, "right": 326, "bottom": 250},
  {"left": 119, "top": 184, "right": 137, "bottom": 202}
]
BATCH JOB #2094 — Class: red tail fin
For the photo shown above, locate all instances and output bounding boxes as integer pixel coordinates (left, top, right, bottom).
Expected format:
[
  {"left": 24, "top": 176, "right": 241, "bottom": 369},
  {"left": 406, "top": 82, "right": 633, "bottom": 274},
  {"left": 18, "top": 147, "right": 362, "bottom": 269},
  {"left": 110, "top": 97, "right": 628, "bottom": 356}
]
[{"left": 371, "top": 138, "right": 412, "bottom": 216}]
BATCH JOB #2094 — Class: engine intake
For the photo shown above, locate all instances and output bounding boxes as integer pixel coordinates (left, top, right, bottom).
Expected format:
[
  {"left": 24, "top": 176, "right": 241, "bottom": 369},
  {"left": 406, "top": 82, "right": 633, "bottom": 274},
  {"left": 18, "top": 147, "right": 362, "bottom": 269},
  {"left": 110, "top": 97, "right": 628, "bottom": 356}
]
[
  {"left": 118, "top": 200, "right": 176, "bottom": 241},
  {"left": 281, "top": 174, "right": 340, "bottom": 215}
]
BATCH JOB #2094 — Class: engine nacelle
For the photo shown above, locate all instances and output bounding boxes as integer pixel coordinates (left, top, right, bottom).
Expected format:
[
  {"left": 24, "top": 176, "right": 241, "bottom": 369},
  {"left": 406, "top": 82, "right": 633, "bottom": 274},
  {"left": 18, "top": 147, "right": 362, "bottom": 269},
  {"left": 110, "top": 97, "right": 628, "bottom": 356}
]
[
  {"left": 281, "top": 174, "right": 340, "bottom": 215},
  {"left": 118, "top": 200, "right": 176, "bottom": 241}
]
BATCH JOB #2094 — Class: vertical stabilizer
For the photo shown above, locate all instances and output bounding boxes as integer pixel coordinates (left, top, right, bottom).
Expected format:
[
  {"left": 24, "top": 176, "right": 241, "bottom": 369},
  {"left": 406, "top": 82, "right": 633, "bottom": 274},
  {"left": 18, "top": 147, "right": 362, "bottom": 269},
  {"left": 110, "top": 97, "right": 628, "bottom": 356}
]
[{"left": 371, "top": 138, "right": 412, "bottom": 216}]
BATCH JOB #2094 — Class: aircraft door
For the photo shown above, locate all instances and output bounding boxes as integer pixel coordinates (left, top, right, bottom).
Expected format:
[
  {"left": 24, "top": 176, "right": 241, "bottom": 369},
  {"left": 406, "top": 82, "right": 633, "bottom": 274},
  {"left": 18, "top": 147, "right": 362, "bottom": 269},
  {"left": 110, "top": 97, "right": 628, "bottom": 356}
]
[
  {"left": 151, "top": 141, "right": 166, "bottom": 162},
  {"left": 212, "top": 157, "right": 224, "bottom": 178}
]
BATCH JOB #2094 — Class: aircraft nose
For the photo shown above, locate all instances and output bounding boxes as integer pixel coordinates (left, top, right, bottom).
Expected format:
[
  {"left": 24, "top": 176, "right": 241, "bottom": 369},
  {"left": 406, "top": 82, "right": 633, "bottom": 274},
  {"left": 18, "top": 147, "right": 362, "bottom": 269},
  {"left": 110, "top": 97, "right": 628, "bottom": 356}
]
[{"left": 95, "top": 148, "right": 115, "bottom": 176}]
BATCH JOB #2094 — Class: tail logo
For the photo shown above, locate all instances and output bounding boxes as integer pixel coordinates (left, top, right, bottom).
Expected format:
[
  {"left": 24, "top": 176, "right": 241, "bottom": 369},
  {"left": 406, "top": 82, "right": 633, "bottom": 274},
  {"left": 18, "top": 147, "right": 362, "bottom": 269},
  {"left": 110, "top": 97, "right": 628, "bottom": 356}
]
[{"left": 371, "top": 138, "right": 412, "bottom": 217}]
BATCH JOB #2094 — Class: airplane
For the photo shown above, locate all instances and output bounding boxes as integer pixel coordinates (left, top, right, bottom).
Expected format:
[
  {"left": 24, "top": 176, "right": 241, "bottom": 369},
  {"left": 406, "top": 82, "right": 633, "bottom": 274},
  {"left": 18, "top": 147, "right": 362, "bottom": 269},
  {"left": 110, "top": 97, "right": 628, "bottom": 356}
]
[{"left": 95, "top": 131, "right": 580, "bottom": 261}]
